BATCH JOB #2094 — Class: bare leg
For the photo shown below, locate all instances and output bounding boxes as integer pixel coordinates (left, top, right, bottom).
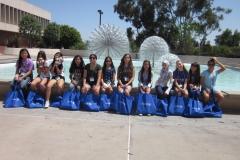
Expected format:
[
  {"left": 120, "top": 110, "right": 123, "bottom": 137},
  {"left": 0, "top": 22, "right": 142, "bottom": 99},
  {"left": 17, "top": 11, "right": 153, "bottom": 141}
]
[
  {"left": 30, "top": 77, "right": 41, "bottom": 92},
  {"left": 93, "top": 85, "right": 101, "bottom": 95},
  {"left": 124, "top": 85, "right": 132, "bottom": 96},
  {"left": 46, "top": 79, "right": 57, "bottom": 101},
  {"left": 117, "top": 85, "right": 124, "bottom": 93},
  {"left": 56, "top": 79, "right": 65, "bottom": 96},
  {"left": 215, "top": 92, "right": 224, "bottom": 106},
  {"left": 203, "top": 91, "right": 210, "bottom": 106},
  {"left": 81, "top": 84, "right": 91, "bottom": 94},
  {"left": 39, "top": 78, "right": 48, "bottom": 94}
]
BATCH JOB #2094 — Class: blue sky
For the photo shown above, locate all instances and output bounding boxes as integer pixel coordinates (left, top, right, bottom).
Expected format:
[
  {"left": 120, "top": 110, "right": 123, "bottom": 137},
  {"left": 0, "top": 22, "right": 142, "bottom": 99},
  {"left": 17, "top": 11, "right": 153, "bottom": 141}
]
[{"left": 25, "top": 0, "right": 240, "bottom": 45}]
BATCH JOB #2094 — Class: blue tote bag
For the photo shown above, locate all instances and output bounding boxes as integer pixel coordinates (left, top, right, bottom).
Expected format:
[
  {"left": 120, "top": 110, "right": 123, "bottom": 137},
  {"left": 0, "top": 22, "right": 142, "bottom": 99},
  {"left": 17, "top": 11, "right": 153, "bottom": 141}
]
[
  {"left": 4, "top": 83, "right": 25, "bottom": 108},
  {"left": 80, "top": 93, "right": 100, "bottom": 112},
  {"left": 117, "top": 92, "right": 134, "bottom": 115},
  {"left": 100, "top": 93, "right": 113, "bottom": 111},
  {"left": 26, "top": 91, "right": 45, "bottom": 108},
  {"left": 155, "top": 98, "right": 168, "bottom": 117},
  {"left": 50, "top": 95, "right": 63, "bottom": 107},
  {"left": 135, "top": 93, "right": 157, "bottom": 115},
  {"left": 110, "top": 91, "right": 119, "bottom": 111},
  {"left": 204, "top": 102, "right": 222, "bottom": 118},
  {"left": 183, "top": 94, "right": 205, "bottom": 118},
  {"left": 168, "top": 95, "right": 186, "bottom": 116},
  {"left": 60, "top": 89, "right": 81, "bottom": 110}
]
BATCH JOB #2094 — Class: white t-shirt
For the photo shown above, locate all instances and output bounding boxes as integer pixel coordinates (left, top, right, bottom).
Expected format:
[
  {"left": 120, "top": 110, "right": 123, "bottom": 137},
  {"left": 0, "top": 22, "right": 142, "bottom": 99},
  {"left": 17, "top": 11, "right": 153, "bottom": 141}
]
[
  {"left": 39, "top": 61, "right": 50, "bottom": 78},
  {"left": 49, "top": 62, "right": 65, "bottom": 77}
]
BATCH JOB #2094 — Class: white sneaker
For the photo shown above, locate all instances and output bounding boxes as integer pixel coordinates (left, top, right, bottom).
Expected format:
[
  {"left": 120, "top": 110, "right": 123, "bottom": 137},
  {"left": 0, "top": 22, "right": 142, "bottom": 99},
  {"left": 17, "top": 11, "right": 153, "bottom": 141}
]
[
  {"left": 138, "top": 114, "right": 142, "bottom": 116},
  {"left": 44, "top": 101, "right": 49, "bottom": 109},
  {"left": 147, "top": 114, "right": 151, "bottom": 116}
]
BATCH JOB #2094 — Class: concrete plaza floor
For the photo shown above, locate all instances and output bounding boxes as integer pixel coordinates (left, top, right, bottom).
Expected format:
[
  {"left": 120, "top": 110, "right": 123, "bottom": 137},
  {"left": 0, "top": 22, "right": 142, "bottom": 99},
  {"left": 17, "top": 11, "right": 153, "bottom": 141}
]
[{"left": 0, "top": 99, "right": 240, "bottom": 160}]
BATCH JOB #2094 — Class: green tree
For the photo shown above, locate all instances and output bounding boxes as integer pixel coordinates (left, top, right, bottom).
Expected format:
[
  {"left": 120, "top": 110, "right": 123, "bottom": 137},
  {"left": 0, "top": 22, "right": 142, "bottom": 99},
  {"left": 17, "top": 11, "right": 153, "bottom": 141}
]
[
  {"left": 70, "top": 42, "right": 87, "bottom": 50},
  {"left": 215, "top": 29, "right": 232, "bottom": 46},
  {"left": 114, "top": 0, "right": 232, "bottom": 54},
  {"left": 57, "top": 25, "right": 82, "bottom": 49},
  {"left": 18, "top": 15, "right": 42, "bottom": 48},
  {"left": 126, "top": 27, "right": 139, "bottom": 52},
  {"left": 43, "top": 22, "right": 60, "bottom": 48},
  {"left": 194, "top": 5, "right": 231, "bottom": 49},
  {"left": 214, "top": 29, "right": 240, "bottom": 47},
  {"left": 232, "top": 30, "right": 240, "bottom": 47}
]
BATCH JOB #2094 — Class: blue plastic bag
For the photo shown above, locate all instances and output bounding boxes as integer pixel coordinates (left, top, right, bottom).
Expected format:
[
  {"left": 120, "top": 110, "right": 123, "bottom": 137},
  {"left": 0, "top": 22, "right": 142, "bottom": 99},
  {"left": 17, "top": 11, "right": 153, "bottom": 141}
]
[
  {"left": 168, "top": 95, "right": 186, "bottom": 116},
  {"left": 4, "top": 83, "right": 25, "bottom": 108},
  {"left": 135, "top": 93, "right": 157, "bottom": 115},
  {"left": 100, "top": 93, "right": 113, "bottom": 111},
  {"left": 60, "top": 90, "right": 81, "bottom": 110},
  {"left": 204, "top": 102, "right": 222, "bottom": 118},
  {"left": 183, "top": 94, "right": 205, "bottom": 118},
  {"left": 110, "top": 91, "right": 119, "bottom": 111},
  {"left": 80, "top": 93, "right": 100, "bottom": 112},
  {"left": 155, "top": 98, "right": 168, "bottom": 117},
  {"left": 50, "top": 95, "right": 63, "bottom": 107},
  {"left": 26, "top": 91, "right": 45, "bottom": 108},
  {"left": 112, "top": 92, "right": 134, "bottom": 115}
]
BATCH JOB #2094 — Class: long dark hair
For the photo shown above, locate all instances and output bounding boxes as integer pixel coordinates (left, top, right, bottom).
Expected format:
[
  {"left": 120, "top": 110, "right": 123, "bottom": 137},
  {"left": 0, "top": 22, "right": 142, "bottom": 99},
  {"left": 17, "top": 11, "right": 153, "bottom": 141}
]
[
  {"left": 69, "top": 55, "right": 85, "bottom": 73},
  {"left": 102, "top": 56, "right": 115, "bottom": 76},
  {"left": 140, "top": 60, "right": 152, "bottom": 83},
  {"left": 117, "top": 54, "right": 134, "bottom": 79},
  {"left": 17, "top": 48, "right": 31, "bottom": 69},
  {"left": 189, "top": 62, "right": 200, "bottom": 84},
  {"left": 36, "top": 51, "right": 47, "bottom": 68},
  {"left": 51, "top": 52, "right": 63, "bottom": 74}
]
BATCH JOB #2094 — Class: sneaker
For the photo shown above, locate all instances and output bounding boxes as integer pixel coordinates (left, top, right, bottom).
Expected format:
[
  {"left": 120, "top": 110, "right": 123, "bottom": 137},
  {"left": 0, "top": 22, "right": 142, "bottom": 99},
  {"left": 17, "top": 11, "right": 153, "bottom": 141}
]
[
  {"left": 44, "top": 101, "right": 49, "bottom": 109},
  {"left": 138, "top": 114, "right": 142, "bottom": 116},
  {"left": 147, "top": 114, "right": 151, "bottom": 116}
]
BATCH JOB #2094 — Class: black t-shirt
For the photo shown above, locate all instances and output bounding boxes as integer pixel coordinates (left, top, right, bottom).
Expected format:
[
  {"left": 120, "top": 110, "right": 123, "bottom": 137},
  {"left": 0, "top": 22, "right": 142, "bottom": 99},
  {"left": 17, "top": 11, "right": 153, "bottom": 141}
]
[
  {"left": 85, "top": 63, "right": 102, "bottom": 84},
  {"left": 70, "top": 67, "right": 83, "bottom": 83}
]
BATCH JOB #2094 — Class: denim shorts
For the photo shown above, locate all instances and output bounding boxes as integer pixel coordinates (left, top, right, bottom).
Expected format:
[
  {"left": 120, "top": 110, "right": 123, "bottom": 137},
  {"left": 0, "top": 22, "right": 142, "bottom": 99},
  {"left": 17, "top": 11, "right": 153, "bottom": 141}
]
[{"left": 201, "top": 87, "right": 219, "bottom": 95}]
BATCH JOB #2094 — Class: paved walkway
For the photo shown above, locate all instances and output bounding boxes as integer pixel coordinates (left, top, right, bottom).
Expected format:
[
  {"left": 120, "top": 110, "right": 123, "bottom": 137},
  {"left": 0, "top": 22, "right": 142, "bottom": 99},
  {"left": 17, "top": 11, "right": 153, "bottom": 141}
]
[{"left": 0, "top": 99, "right": 240, "bottom": 160}]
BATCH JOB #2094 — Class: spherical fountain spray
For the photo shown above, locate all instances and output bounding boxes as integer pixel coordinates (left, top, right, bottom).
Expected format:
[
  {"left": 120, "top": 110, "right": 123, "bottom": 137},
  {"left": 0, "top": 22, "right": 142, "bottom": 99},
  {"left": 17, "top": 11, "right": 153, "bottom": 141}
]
[
  {"left": 139, "top": 36, "right": 169, "bottom": 67},
  {"left": 89, "top": 24, "right": 129, "bottom": 59}
]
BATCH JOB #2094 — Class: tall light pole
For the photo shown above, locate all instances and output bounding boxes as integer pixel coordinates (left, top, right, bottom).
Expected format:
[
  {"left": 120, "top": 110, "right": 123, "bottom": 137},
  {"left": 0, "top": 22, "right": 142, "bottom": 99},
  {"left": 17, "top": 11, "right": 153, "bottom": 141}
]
[{"left": 98, "top": 10, "right": 103, "bottom": 26}]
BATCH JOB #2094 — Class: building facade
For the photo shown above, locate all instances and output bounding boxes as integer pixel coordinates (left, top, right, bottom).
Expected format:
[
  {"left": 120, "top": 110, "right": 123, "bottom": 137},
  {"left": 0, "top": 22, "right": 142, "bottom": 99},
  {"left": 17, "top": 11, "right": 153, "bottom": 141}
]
[{"left": 0, "top": 0, "right": 51, "bottom": 51}]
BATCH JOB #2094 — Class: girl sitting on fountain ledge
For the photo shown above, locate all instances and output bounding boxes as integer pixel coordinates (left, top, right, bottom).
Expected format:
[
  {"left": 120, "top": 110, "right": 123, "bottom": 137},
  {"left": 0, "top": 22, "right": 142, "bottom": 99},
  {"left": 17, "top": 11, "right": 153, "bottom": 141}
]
[
  {"left": 200, "top": 57, "right": 226, "bottom": 106},
  {"left": 44, "top": 52, "right": 65, "bottom": 108},
  {"left": 101, "top": 56, "right": 116, "bottom": 94},
  {"left": 10, "top": 48, "right": 34, "bottom": 99},
  {"left": 188, "top": 62, "right": 201, "bottom": 98},
  {"left": 117, "top": 54, "right": 135, "bottom": 96},
  {"left": 30, "top": 51, "right": 50, "bottom": 95},
  {"left": 138, "top": 60, "right": 154, "bottom": 94},
  {"left": 155, "top": 60, "right": 173, "bottom": 99},
  {"left": 69, "top": 55, "right": 85, "bottom": 92},
  {"left": 81, "top": 54, "right": 102, "bottom": 95},
  {"left": 172, "top": 60, "right": 189, "bottom": 98}
]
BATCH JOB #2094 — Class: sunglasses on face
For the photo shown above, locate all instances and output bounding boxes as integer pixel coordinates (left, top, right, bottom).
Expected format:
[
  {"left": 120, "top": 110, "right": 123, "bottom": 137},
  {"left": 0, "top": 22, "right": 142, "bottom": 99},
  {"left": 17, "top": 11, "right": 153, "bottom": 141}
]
[
  {"left": 191, "top": 65, "right": 197, "bottom": 67},
  {"left": 89, "top": 57, "right": 96, "bottom": 60},
  {"left": 208, "top": 63, "right": 215, "bottom": 66}
]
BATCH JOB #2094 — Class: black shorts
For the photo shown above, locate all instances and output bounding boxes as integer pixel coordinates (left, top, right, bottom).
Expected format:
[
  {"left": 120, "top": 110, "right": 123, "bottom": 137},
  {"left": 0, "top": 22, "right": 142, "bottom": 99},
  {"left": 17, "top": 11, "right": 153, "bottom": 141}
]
[
  {"left": 52, "top": 75, "right": 65, "bottom": 81},
  {"left": 117, "top": 81, "right": 132, "bottom": 87}
]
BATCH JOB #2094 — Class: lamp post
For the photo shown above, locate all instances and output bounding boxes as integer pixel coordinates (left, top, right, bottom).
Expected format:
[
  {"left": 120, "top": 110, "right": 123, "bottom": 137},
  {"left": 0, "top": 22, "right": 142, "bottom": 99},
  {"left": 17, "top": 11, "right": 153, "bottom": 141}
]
[{"left": 98, "top": 10, "right": 103, "bottom": 26}]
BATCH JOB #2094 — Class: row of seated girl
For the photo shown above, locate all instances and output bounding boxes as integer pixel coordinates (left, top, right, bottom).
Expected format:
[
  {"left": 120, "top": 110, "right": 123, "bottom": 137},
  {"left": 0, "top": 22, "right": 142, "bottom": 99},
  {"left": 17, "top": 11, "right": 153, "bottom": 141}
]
[
  {"left": 10, "top": 48, "right": 226, "bottom": 110},
  {"left": 155, "top": 57, "right": 226, "bottom": 108},
  {"left": 10, "top": 49, "right": 136, "bottom": 109}
]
